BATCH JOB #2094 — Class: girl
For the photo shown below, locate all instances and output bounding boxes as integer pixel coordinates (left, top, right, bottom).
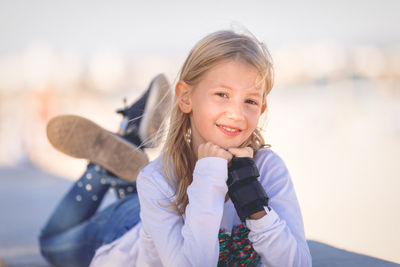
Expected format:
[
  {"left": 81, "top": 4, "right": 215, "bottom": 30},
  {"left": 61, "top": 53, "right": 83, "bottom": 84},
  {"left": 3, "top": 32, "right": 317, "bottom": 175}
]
[
  {"left": 91, "top": 30, "right": 312, "bottom": 266},
  {"left": 41, "top": 29, "right": 312, "bottom": 267}
]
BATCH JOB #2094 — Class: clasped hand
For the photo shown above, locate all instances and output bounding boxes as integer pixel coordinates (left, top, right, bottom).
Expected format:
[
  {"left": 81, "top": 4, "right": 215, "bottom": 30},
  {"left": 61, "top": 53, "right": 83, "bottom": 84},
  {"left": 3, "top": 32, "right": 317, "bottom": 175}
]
[{"left": 197, "top": 142, "right": 253, "bottom": 162}]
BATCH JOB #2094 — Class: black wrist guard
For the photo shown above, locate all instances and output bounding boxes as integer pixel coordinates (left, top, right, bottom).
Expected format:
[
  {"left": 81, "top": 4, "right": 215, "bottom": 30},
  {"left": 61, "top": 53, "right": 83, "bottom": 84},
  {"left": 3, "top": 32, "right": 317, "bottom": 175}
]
[{"left": 227, "top": 157, "right": 269, "bottom": 221}]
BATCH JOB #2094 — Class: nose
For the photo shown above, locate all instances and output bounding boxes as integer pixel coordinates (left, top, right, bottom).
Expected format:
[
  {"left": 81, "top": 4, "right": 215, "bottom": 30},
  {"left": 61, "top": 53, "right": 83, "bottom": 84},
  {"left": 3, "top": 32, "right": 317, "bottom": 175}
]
[{"left": 225, "top": 102, "right": 245, "bottom": 121}]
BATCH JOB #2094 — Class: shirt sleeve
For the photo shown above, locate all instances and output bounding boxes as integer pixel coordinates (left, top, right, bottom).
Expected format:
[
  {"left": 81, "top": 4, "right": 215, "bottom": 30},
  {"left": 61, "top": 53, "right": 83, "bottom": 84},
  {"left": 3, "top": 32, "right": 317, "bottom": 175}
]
[
  {"left": 136, "top": 156, "right": 228, "bottom": 267},
  {"left": 245, "top": 150, "right": 312, "bottom": 267}
]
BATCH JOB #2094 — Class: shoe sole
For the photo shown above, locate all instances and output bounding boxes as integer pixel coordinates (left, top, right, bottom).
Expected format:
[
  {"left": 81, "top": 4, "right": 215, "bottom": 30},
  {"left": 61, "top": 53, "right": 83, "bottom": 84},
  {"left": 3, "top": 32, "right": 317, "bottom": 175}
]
[
  {"left": 139, "top": 74, "right": 172, "bottom": 147},
  {"left": 47, "top": 115, "right": 149, "bottom": 182}
]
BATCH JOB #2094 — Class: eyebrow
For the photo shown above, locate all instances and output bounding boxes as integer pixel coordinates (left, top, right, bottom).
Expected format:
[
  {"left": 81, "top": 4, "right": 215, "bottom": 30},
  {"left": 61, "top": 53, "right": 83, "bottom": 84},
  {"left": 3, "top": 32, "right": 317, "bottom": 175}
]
[{"left": 246, "top": 92, "right": 263, "bottom": 98}]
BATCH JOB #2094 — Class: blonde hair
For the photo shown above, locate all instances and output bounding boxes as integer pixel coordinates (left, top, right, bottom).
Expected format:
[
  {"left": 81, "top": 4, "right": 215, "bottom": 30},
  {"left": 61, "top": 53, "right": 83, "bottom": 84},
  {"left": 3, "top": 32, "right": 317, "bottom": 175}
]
[{"left": 162, "top": 30, "right": 274, "bottom": 215}]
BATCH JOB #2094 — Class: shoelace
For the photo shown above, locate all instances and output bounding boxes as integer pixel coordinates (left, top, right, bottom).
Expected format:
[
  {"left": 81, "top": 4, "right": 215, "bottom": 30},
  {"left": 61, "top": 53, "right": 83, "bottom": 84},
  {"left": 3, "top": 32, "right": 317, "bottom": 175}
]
[{"left": 218, "top": 223, "right": 261, "bottom": 266}]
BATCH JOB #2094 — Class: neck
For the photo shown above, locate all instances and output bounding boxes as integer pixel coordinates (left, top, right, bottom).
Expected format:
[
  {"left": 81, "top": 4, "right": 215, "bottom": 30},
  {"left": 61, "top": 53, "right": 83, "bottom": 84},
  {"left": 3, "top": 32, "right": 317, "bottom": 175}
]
[{"left": 191, "top": 140, "right": 200, "bottom": 161}]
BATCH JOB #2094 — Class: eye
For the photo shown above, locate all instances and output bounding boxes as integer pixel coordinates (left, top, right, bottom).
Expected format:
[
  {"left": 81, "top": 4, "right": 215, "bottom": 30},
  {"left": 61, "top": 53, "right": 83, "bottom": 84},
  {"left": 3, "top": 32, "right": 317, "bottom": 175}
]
[
  {"left": 245, "top": 99, "right": 258, "bottom": 105},
  {"left": 216, "top": 92, "right": 228, "bottom": 98}
]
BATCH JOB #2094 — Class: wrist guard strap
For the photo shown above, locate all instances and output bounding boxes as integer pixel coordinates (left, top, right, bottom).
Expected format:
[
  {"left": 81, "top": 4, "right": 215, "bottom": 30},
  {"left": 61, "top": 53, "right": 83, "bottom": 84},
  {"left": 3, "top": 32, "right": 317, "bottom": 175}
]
[{"left": 228, "top": 157, "right": 269, "bottom": 221}]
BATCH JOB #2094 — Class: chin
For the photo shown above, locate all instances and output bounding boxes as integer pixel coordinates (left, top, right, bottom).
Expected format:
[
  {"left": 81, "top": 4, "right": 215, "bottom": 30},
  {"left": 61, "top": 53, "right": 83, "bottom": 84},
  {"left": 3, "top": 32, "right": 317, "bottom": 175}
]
[
  {"left": 216, "top": 141, "right": 243, "bottom": 150},
  {"left": 208, "top": 135, "right": 248, "bottom": 150}
]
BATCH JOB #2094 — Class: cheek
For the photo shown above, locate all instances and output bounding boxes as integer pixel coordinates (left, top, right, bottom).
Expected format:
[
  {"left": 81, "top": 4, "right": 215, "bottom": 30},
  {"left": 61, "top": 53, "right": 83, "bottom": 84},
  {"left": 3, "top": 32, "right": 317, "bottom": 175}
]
[
  {"left": 246, "top": 108, "right": 261, "bottom": 127},
  {"left": 196, "top": 100, "right": 220, "bottom": 119},
  {"left": 192, "top": 106, "right": 213, "bottom": 129}
]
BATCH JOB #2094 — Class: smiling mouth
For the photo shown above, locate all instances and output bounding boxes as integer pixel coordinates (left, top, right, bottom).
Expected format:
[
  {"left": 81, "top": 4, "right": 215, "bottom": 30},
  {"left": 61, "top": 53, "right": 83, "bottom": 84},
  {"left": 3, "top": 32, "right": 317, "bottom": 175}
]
[{"left": 217, "top": 124, "right": 242, "bottom": 136}]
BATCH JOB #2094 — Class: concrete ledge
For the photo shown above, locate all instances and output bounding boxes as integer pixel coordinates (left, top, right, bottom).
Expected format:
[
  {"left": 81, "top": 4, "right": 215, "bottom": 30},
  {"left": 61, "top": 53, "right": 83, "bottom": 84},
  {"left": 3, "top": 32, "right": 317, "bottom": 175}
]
[{"left": 1, "top": 162, "right": 399, "bottom": 266}]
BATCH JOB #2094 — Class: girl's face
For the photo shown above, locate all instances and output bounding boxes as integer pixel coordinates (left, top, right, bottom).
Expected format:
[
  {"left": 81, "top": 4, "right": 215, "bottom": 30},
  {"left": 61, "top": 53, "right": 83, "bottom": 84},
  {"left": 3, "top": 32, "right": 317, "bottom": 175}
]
[{"left": 177, "top": 59, "right": 266, "bottom": 152}]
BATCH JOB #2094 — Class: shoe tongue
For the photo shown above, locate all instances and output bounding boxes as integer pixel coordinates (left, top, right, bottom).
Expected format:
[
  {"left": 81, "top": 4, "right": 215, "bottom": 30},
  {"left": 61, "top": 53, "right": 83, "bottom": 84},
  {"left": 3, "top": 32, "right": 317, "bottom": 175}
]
[{"left": 126, "top": 88, "right": 150, "bottom": 128}]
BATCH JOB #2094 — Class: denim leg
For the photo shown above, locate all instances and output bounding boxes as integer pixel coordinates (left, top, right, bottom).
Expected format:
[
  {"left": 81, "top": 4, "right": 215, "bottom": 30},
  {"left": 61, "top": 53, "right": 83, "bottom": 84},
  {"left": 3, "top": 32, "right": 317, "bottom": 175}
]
[
  {"left": 40, "top": 163, "right": 110, "bottom": 239},
  {"left": 40, "top": 193, "right": 141, "bottom": 267}
]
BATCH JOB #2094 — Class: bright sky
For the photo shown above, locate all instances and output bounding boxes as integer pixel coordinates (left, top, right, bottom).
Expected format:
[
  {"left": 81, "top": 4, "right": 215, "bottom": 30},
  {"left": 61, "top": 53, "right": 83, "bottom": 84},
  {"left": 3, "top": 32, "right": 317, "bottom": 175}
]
[{"left": 0, "top": 0, "right": 399, "bottom": 55}]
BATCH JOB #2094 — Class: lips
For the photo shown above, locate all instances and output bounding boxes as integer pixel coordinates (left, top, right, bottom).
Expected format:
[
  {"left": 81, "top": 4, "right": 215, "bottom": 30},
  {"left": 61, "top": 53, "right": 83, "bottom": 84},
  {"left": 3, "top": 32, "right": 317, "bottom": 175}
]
[{"left": 217, "top": 124, "right": 242, "bottom": 137}]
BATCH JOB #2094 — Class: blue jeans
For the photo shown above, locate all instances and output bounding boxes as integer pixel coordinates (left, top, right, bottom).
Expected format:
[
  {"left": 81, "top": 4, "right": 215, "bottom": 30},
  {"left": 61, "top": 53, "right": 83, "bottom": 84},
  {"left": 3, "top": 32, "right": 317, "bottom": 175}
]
[{"left": 39, "top": 164, "right": 140, "bottom": 267}]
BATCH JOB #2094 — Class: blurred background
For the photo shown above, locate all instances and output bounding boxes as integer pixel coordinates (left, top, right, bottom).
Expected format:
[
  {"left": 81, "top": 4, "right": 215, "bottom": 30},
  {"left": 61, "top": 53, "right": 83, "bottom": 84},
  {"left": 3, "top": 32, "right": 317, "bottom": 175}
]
[{"left": 0, "top": 0, "right": 399, "bottom": 265}]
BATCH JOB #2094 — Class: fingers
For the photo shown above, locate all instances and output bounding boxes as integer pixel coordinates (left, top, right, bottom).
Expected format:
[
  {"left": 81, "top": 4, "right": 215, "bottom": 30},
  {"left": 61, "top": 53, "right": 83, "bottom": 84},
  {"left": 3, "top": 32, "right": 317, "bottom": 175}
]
[
  {"left": 197, "top": 142, "right": 253, "bottom": 161},
  {"left": 228, "top": 146, "right": 253, "bottom": 158},
  {"left": 198, "top": 142, "right": 233, "bottom": 162}
]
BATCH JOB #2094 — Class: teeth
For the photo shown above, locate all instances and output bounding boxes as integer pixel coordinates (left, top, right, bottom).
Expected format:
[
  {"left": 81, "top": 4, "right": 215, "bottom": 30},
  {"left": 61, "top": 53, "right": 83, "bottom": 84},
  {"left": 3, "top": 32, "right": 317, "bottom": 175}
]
[{"left": 221, "top": 126, "right": 239, "bottom": 132}]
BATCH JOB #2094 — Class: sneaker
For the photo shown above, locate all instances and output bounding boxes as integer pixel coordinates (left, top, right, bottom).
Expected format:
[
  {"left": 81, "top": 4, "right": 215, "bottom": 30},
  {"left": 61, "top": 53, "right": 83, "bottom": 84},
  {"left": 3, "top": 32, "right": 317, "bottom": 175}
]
[
  {"left": 46, "top": 115, "right": 148, "bottom": 182},
  {"left": 117, "top": 74, "right": 172, "bottom": 148}
]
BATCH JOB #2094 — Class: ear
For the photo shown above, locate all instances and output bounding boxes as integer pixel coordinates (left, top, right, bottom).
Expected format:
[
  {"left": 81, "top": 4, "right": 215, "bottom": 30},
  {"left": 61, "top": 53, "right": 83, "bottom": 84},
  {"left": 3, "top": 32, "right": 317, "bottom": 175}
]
[
  {"left": 260, "top": 102, "right": 267, "bottom": 114},
  {"left": 175, "top": 80, "right": 192, "bottom": 114}
]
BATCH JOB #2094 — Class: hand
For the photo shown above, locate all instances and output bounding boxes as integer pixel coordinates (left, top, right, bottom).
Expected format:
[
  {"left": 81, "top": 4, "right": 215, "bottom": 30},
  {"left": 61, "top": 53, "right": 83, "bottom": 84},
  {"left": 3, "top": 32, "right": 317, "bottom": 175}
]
[
  {"left": 249, "top": 210, "right": 267, "bottom": 220},
  {"left": 228, "top": 147, "right": 253, "bottom": 158},
  {"left": 198, "top": 142, "right": 233, "bottom": 162}
]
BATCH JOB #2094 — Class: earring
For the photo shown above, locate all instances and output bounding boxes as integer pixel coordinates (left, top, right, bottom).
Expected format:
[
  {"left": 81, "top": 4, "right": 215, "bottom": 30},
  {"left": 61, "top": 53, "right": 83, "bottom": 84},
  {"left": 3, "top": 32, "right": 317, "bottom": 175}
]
[{"left": 185, "top": 127, "right": 192, "bottom": 144}]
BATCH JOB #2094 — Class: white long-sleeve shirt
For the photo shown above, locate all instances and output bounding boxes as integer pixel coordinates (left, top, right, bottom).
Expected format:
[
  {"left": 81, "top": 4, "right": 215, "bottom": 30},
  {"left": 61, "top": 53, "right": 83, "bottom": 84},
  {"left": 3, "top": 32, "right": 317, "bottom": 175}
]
[{"left": 90, "top": 149, "right": 312, "bottom": 267}]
